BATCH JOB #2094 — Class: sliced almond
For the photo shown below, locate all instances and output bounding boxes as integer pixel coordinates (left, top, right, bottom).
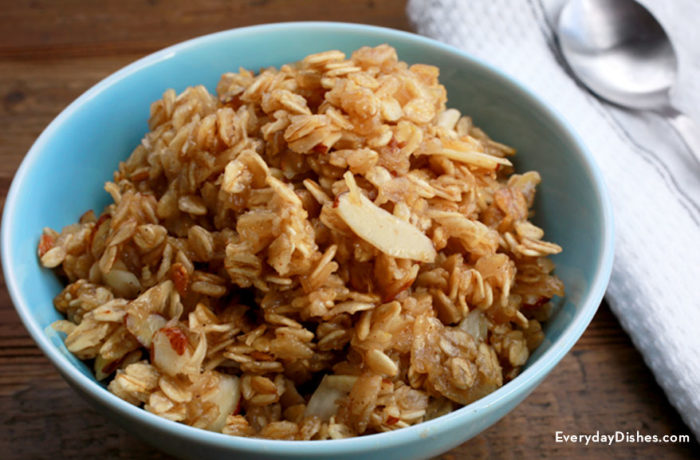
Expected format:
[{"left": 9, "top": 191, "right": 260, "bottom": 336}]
[
  {"left": 304, "top": 375, "right": 358, "bottom": 421},
  {"left": 103, "top": 269, "right": 141, "bottom": 299},
  {"left": 125, "top": 312, "right": 167, "bottom": 347},
  {"left": 335, "top": 193, "right": 436, "bottom": 263},
  {"left": 421, "top": 139, "right": 512, "bottom": 170},
  {"left": 438, "top": 148, "right": 512, "bottom": 169},
  {"left": 203, "top": 373, "right": 241, "bottom": 432},
  {"left": 94, "top": 353, "right": 128, "bottom": 381},
  {"left": 151, "top": 326, "right": 193, "bottom": 377}
]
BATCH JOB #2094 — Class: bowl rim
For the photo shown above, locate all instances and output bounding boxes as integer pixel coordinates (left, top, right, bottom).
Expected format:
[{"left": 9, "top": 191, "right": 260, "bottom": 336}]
[{"left": 1, "top": 21, "right": 614, "bottom": 455}]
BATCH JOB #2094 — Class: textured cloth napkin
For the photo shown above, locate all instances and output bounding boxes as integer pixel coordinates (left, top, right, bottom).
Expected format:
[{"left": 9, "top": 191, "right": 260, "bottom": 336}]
[{"left": 408, "top": 0, "right": 700, "bottom": 439}]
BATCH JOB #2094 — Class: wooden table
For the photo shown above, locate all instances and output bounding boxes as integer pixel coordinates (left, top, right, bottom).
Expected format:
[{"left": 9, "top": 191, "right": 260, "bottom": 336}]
[{"left": 1, "top": 1, "right": 697, "bottom": 458}]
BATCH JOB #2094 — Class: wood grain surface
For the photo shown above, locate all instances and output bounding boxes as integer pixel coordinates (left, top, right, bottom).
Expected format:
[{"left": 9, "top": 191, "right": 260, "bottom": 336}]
[{"left": 0, "top": 1, "right": 697, "bottom": 458}]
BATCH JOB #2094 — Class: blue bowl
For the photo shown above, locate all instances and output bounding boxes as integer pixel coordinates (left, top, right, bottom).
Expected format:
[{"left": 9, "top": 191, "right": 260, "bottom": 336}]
[{"left": 1, "top": 22, "right": 614, "bottom": 460}]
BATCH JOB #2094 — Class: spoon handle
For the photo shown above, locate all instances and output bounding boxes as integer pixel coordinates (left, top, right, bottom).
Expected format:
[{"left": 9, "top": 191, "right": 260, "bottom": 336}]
[{"left": 665, "top": 109, "right": 700, "bottom": 166}]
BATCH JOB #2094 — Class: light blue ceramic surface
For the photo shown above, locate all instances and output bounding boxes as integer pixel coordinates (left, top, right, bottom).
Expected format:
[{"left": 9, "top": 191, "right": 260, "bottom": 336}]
[{"left": 1, "top": 22, "right": 614, "bottom": 460}]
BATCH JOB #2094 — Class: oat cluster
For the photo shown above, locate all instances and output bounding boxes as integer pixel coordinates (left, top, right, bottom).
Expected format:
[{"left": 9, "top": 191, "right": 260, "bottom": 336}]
[{"left": 40, "top": 45, "right": 564, "bottom": 439}]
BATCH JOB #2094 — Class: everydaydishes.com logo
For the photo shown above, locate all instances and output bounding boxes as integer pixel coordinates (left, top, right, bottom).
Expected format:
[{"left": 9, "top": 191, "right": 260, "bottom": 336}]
[{"left": 555, "top": 430, "right": 690, "bottom": 446}]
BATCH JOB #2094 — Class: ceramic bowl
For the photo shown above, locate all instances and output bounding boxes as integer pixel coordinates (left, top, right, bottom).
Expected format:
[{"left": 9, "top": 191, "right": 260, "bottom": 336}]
[{"left": 1, "top": 22, "right": 614, "bottom": 460}]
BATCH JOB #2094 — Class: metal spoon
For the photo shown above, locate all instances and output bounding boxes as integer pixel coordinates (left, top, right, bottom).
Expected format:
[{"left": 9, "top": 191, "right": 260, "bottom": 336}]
[{"left": 556, "top": 0, "right": 700, "bottom": 164}]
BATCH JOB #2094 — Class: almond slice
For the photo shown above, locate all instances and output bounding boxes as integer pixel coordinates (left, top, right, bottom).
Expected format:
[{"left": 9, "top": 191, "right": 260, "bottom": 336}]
[
  {"left": 437, "top": 148, "right": 512, "bottom": 169},
  {"left": 125, "top": 312, "right": 167, "bottom": 347},
  {"left": 335, "top": 192, "right": 436, "bottom": 263},
  {"left": 204, "top": 373, "right": 241, "bottom": 432},
  {"left": 151, "top": 326, "right": 192, "bottom": 377},
  {"left": 421, "top": 139, "right": 512, "bottom": 170},
  {"left": 304, "top": 375, "right": 358, "bottom": 421},
  {"left": 103, "top": 269, "right": 141, "bottom": 299}
]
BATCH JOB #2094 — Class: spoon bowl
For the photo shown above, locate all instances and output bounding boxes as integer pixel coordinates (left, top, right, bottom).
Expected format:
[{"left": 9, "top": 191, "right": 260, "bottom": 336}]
[
  {"left": 557, "top": 0, "right": 700, "bottom": 164},
  {"left": 557, "top": 0, "right": 677, "bottom": 110}
]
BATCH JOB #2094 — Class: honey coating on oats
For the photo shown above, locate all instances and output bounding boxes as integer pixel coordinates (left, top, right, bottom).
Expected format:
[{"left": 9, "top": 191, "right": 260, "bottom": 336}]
[{"left": 40, "top": 45, "right": 564, "bottom": 439}]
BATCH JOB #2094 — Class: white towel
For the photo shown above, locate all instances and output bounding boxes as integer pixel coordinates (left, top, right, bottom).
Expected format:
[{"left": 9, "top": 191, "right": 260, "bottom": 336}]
[{"left": 408, "top": 0, "right": 700, "bottom": 439}]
